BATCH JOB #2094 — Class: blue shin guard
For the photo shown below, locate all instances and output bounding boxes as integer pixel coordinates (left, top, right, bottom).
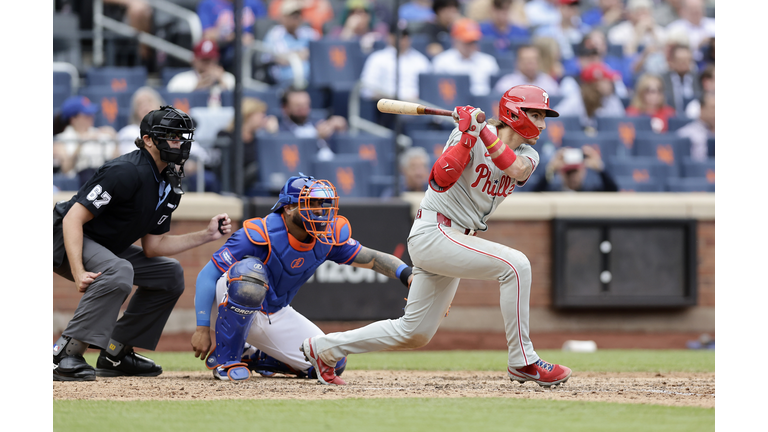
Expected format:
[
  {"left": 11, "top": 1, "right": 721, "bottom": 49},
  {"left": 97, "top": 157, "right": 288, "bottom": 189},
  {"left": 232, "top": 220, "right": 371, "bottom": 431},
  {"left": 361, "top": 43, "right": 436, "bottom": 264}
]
[
  {"left": 208, "top": 258, "right": 269, "bottom": 381},
  {"left": 214, "top": 295, "right": 259, "bottom": 368}
]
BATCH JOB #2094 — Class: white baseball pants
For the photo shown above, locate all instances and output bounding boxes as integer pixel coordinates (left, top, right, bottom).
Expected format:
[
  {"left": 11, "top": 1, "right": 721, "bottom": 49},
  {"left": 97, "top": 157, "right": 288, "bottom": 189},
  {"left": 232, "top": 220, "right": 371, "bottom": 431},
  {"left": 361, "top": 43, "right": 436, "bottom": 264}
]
[{"left": 313, "top": 211, "right": 540, "bottom": 369}]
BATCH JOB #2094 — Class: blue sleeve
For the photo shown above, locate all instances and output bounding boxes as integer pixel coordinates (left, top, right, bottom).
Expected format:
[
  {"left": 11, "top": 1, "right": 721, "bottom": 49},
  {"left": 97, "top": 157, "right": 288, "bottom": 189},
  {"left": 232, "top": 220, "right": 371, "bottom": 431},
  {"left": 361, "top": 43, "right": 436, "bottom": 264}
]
[
  {"left": 210, "top": 228, "right": 268, "bottom": 272},
  {"left": 248, "top": 0, "right": 267, "bottom": 18},
  {"left": 326, "top": 238, "right": 363, "bottom": 265},
  {"left": 197, "top": 0, "right": 216, "bottom": 30},
  {"left": 194, "top": 261, "right": 225, "bottom": 326}
]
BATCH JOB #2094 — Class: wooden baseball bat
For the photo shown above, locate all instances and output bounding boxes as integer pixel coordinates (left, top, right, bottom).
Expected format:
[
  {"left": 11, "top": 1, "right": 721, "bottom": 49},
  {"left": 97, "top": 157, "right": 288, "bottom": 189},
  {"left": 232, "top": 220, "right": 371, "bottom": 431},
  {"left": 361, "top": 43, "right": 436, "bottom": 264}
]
[{"left": 376, "top": 99, "right": 486, "bottom": 123}]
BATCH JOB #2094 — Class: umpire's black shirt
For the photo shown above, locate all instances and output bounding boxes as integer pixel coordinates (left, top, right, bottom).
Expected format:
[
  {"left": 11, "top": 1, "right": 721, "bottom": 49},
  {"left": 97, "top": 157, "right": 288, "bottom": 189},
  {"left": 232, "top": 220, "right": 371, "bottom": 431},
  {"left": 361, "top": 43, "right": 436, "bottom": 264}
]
[{"left": 53, "top": 148, "right": 181, "bottom": 267}]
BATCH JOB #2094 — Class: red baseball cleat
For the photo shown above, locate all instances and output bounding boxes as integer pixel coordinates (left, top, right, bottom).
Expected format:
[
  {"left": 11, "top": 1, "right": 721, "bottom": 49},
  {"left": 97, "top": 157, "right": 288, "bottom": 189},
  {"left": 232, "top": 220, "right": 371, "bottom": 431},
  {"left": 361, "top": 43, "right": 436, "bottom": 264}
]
[
  {"left": 300, "top": 337, "right": 346, "bottom": 386},
  {"left": 508, "top": 359, "right": 572, "bottom": 387}
]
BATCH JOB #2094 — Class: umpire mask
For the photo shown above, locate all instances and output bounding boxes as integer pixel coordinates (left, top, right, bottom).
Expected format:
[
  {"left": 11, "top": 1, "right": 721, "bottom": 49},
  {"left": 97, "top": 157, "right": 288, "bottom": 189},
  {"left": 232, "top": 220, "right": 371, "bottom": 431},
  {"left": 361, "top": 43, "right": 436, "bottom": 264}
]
[{"left": 141, "top": 106, "right": 195, "bottom": 194}]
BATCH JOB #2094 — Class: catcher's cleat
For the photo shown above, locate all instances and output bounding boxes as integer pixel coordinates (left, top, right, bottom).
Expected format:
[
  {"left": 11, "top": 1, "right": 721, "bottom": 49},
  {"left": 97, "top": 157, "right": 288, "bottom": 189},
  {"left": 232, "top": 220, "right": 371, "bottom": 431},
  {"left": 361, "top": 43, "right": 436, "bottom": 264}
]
[
  {"left": 508, "top": 359, "right": 571, "bottom": 388},
  {"left": 95, "top": 349, "right": 163, "bottom": 377},
  {"left": 54, "top": 354, "right": 96, "bottom": 382},
  {"left": 212, "top": 363, "right": 251, "bottom": 381},
  {"left": 300, "top": 337, "right": 346, "bottom": 385}
]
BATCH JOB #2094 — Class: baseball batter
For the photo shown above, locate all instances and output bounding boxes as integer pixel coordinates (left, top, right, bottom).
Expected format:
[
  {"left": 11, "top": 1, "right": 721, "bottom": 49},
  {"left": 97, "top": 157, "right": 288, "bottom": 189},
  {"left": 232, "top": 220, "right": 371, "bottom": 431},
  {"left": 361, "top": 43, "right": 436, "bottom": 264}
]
[
  {"left": 302, "top": 85, "right": 571, "bottom": 387},
  {"left": 192, "top": 175, "right": 413, "bottom": 382}
]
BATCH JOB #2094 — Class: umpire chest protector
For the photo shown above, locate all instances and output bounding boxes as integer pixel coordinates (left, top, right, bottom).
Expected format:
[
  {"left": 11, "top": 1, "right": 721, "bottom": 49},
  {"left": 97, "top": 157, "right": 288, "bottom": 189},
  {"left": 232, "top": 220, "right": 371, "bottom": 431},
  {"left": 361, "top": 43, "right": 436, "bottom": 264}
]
[{"left": 242, "top": 212, "right": 352, "bottom": 313}]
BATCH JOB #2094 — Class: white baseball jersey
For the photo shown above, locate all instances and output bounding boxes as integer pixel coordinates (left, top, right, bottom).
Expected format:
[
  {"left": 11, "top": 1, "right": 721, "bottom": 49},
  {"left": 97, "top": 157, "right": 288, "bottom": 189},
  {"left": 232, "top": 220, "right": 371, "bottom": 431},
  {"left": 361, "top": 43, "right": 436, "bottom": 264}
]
[
  {"left": 312, "top": 124, "right": 544, "bottom": 371},
  {"left": 421, "top": 124, "right": 540, "bottom": 232}
]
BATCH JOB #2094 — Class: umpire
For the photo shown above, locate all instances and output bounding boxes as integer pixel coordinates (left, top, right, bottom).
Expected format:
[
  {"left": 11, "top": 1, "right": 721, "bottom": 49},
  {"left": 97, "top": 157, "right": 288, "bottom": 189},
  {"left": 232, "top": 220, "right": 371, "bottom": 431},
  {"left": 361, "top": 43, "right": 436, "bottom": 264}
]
[{"left": 53, "top": 106, "right": 232, "bottom": 382}]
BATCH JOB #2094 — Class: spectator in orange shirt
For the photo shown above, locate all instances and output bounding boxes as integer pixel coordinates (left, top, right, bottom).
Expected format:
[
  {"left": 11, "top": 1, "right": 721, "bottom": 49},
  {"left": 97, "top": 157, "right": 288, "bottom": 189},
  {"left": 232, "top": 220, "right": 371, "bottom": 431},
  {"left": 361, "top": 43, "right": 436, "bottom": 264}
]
[
  {"left": 268, "top": 0, "right": 334, "bottom": 34},
  {"left": 626, "top": 74, "right": 677, "bottom": 133}
]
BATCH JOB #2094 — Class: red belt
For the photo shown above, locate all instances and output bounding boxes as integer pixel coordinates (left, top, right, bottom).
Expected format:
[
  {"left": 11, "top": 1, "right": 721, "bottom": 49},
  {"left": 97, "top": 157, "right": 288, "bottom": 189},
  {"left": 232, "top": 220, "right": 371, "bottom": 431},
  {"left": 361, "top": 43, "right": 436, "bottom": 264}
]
[{"left": 416, "top": 209, "right": 477, "bottom": 236}]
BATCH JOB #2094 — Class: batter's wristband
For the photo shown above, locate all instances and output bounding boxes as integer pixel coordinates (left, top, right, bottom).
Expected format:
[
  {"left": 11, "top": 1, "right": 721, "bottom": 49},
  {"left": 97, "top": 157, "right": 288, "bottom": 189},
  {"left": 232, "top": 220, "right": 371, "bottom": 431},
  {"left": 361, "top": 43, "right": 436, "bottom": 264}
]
[
  {"left": 396, "top": 264, "right": 408, "bottom": 278},
  {"left": 491, "top": 146, "right": 517, "bottom": 170},
  {"left": 398, "top": 266, "right": 413, "bottom": 288}
]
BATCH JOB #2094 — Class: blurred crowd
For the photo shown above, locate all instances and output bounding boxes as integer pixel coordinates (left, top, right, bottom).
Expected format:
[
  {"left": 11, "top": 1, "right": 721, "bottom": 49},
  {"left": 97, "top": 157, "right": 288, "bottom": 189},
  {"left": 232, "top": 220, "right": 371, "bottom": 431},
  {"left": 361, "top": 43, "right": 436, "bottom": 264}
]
[{"left": 53, "top": 0, "right": 715, "bottom": 195}]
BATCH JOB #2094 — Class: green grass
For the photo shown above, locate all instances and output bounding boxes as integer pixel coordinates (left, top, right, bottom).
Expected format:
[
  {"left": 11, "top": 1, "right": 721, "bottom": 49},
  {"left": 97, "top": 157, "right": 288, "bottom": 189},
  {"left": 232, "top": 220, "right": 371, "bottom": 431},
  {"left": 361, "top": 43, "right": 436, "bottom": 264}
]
[
  {"left": 65, "top": 350, "right": 715, "bottom": 432},
  {"left": 84, "top": 349, "right": 715, "bottom": 373},
  {"left": 54, "top": 398, "right": 713, "bottom": 432}
]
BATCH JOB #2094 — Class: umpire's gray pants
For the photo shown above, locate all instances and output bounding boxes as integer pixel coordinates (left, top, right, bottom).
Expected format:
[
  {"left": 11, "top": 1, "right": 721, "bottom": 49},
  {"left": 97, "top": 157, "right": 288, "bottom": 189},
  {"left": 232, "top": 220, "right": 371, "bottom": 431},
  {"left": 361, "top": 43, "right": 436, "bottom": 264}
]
[{"left": 53, "top": 237, "right": 185, "bottom": 351}]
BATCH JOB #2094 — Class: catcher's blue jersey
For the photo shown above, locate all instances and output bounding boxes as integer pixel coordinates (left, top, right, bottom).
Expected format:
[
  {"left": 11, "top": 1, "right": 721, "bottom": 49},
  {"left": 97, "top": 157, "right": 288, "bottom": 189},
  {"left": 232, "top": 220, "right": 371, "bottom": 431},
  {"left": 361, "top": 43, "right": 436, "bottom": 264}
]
[{"left": 209, "top": 212, "right": 361, "bottom": 313}]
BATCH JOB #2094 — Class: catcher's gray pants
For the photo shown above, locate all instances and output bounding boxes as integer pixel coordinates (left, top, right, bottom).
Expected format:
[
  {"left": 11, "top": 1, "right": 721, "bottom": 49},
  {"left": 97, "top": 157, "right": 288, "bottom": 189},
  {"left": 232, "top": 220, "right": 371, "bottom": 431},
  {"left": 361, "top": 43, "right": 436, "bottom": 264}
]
[
  {"left": 313, "top": 216, "right": 540, "bottom": 369},
  {"left": 53, "top": 237, "right": 185, "bottom": 351}
]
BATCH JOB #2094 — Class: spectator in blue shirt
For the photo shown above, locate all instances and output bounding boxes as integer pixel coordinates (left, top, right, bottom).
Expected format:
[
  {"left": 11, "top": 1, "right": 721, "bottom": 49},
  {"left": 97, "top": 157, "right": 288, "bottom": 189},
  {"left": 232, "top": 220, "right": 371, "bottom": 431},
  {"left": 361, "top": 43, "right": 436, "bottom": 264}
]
[
  {"left": 262, "top": 0, "right": 320, "bottom": 86},
  {"left": 479, "top": 0, "right": 530, "bottom": 54},
  {"left": 197, "top": 0, "right": 267, "bottom": 71},
  {"left": 581, "top": 0, "right": 624, "bottom": 32},
  {"left": 398, "top": 0, "right": 436, "bottom": 23}
]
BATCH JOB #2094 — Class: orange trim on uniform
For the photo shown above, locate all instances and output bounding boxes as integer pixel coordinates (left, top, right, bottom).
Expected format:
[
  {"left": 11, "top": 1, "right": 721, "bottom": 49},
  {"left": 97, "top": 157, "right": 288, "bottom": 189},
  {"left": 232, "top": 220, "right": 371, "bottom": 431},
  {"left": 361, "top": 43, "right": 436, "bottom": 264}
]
[
  {"left": 212, "top": 258, "right": 228, "bottom": 273},
  {"left": 243, "top": 218, "right": 272, "bottom": 264},
  {"left": 281, "top": 213, "right": 316, "bottom": 251},
  {"left": 339, "top": 242, "right": 362, "bottom": 264}
]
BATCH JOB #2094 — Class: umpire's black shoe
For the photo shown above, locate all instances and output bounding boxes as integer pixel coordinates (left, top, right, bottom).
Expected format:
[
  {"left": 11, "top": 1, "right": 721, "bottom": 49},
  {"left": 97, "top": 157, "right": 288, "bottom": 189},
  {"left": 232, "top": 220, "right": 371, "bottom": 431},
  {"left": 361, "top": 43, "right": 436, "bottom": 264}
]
[
  {"left": 54, "top": 354, "right": 96, "bottom": 382},
  {"left": 95, "top": 349, "right": 163, "bottom": 377}
]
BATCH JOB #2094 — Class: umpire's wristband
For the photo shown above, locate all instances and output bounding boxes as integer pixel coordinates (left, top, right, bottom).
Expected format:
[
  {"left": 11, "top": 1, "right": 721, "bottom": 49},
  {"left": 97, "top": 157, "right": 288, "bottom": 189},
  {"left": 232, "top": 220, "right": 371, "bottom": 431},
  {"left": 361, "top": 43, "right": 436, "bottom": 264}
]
[{"left": 396, "top": 264, "right": 413, "bottom": 288}]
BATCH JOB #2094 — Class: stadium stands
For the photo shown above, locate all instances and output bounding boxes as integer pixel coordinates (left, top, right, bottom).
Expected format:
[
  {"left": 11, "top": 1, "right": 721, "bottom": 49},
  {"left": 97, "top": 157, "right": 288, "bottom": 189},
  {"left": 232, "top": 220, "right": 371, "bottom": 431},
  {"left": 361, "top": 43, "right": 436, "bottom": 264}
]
[
  {"left": 52, "top": 1, "right": 715, "bottom": 196},
  {"left": 312, "top": 155, "right": 374, "bottom": 198}
]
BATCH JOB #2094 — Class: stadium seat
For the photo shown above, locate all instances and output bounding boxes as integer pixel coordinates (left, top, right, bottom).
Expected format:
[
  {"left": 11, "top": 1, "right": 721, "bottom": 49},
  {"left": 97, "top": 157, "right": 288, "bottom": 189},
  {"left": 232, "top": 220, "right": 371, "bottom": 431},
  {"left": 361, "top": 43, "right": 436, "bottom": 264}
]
[
  {"left": 161, "top": 67, "right": 193, "bottom": 86},
  {"left": 79, "top": 86, "right": 134, "bottom": 108},
  {"left": 418, "top": 73, "right": 472, "bottom": 110},
  {"left": 407, "top": 130, "right": 450, "bottom": 160},
  {"left": 496, "top": 56, "right": 516, "bottom": 71},
  {"left": 667, "top": 116, "right": 692, "bottom": 132},
  {"left": 634, "top": 134, "right": 691, "bottom": 176},
  {"left": 256, "top": 134, "right": 320, "bottom": 192},
  {"left": 221, "top": 89, "right": 282, "bottom": 116},
  {"left": 158, "top": 91, "right": 211, "bottom": 113},
  {"left": 79, "top": 87, "right": 133, "bottom": 130},
  {"left": 613, "top": 176, "right": 665, "bottom": 192},
  {"left": 312, "top": 155, "right": 374, "bottom": 197},
  {"left": 606, "top": 156, "right": 677, "bottom": 185},
  {"left": 562, "top": 132, "right": 625, "bottom": 159},
  {"left": 681, "top": 157, "right": 715, "bottom": 182},
  {"left": 86, "top": 66, "right": 147, "bottom": 91},
  {"left": 607, "top": 44, "right": 624, "bottom": 58},
  {"left": 409, "top": 33, "right": 432, "bottom": 59},
  {"left": 308, "top": 40, "right": 366, "bottom": 92},
  {"left": 401, "top": 116, "right": 454, "bottom": 136},
  {"left": 596, "top": 116, "right": 654, "bottom": 154},
  {"left": 471, "top": 95, "right": 500, "bottom": 119},
  {"left": 94, "top": 110, "right": 129, "bottom": 130},
  {"left": 330, "top": 133, "right": 397, "bottom": 177},
  {"left": 54, "top": 86, "right": 71, "bottom": 111},
  {"left": 538, "top": 116, "right": 582, "bottom": 148},
  {"left": 666, "top": 177, "right": 715, "bottom": 192},
  {"left": 54, "top": 71, "right": 72, "bottom": 93}
]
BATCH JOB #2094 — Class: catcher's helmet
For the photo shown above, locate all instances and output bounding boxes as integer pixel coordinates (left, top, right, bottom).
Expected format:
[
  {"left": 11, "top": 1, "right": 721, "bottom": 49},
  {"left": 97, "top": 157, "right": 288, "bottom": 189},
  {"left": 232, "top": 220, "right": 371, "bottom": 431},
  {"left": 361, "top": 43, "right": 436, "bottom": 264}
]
[
  {"left": 498, "top": 85, "right": 559, "bottom": 139},
  {"left": 271, "top": 174, "right": 339, "bottom": 244},
  {"left": 140, "top": 105, "right": 195, "bottom": 168}
]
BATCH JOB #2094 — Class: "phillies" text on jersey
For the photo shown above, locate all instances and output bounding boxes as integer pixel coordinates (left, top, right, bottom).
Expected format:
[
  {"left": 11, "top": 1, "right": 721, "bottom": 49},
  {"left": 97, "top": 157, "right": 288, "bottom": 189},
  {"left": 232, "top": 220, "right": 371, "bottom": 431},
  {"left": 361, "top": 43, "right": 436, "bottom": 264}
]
[{"left": 471, "top": 163, "right": 516, "bottom": 197}]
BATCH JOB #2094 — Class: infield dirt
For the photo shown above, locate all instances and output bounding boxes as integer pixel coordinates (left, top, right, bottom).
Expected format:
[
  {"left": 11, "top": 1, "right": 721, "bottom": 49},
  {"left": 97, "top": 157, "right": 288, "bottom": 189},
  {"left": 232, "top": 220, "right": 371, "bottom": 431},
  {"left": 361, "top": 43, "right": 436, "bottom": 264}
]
[{"left": 53, "top": 370, "right": 714, "bottom": 408}]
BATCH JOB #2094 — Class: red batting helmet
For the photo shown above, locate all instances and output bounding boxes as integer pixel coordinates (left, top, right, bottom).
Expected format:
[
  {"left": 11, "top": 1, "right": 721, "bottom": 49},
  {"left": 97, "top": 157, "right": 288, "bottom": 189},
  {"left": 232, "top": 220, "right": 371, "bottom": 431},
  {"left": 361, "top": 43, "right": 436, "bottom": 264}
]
[{"left": 498, "top": 85, "right": 559, "bottom": 139}]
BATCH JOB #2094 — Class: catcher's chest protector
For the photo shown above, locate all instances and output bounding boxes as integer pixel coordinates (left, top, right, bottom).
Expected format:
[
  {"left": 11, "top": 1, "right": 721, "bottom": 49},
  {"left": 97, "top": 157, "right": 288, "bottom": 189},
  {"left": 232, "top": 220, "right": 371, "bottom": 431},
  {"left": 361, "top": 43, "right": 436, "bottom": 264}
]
[{"left": 243, "top": 213, "right": 333, "bottom": 311}]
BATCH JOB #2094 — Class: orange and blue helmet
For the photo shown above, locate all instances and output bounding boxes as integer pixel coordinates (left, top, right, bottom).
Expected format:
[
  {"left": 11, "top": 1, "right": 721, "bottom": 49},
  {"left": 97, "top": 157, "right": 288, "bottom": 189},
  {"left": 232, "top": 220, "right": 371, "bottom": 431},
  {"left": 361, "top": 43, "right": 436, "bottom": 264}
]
[{"left": 271, "top": 173, "right": 339, "bottom": 244}]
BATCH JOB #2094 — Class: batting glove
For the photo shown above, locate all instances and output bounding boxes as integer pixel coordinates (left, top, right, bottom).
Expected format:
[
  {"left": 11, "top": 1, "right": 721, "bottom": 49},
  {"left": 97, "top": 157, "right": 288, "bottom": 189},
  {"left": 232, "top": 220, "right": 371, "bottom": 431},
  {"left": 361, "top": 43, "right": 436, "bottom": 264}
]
[{"left": 453, "top": 106, "right": 487, "bottom": 137}]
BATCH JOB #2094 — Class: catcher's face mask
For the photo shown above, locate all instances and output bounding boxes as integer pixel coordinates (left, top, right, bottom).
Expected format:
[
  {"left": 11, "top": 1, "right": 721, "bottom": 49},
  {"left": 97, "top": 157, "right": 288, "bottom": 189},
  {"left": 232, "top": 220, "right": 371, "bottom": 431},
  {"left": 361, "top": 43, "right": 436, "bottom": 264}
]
[{"left": 297, "top": 179, "right": 338, "bottom": 245}]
